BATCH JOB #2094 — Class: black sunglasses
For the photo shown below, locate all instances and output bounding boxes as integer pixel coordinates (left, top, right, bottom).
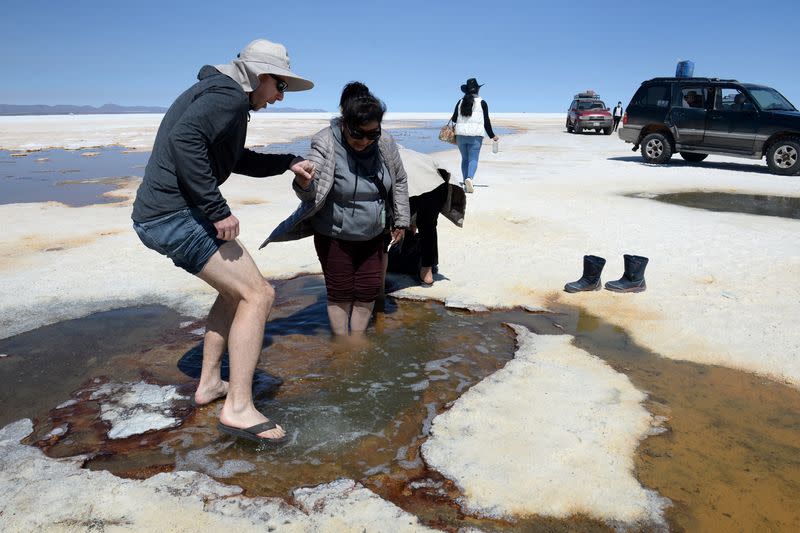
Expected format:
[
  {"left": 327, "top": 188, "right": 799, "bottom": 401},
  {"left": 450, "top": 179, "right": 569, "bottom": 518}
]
[
  {"left": 346, "top": 124, "right": 382, "bottom": 141},
  {"left": 270, "top": 74, "right": 288, "bottom": 93}
]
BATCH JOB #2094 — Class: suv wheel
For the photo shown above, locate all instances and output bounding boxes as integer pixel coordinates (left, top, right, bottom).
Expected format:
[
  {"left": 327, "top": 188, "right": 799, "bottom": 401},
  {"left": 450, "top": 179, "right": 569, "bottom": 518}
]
[
  {"left": 641, "top": 133, "right": 673, "bottom": 164},
  {"left": 766, "top": 137, "right": 800, "bottom": 175},
  {"left": 566, "top": 119, "right": 573, "bottom": 133},
  {"left": 680, "top": 152, "right": 708, "bottom": 163},
  {"left": 574, "top": 122, "right": 583, "bottom": 134},
  {"left": 603, "top": 127, "right": 612, "bottom": 135}
]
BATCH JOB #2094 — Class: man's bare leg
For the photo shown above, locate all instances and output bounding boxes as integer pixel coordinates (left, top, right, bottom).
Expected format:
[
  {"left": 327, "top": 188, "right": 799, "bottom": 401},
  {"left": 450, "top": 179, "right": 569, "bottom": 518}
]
[
  {"left": 194, "top": 294, "right": 234, "bottom": 405},
  {"left": 327, "top": 302, "right": 352, "bottom": 335},
  {"left": 197, "top": 240, "right": 284, "bottom": 441},
  {"left": 349, "top": 301, "right": 374, "bottom": 333}
]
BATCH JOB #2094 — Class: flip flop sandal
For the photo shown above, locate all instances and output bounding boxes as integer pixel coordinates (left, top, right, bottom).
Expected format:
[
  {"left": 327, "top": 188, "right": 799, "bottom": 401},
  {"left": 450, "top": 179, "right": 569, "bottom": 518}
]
[{"left": 217, "top": 421, "right": 288, "bottom": 445}]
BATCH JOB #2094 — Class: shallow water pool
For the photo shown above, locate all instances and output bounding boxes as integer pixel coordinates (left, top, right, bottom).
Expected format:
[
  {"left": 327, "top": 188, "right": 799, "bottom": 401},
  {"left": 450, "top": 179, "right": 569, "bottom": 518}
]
[
  {"left": 0, "top": 146, "right": 149, "bottom": 206},
  {"left": 5, "top": 276, "right": 800, "bottom": 531},
  {"left": 633, "top": 191, "right": 800, "bottom": 220},
  {"left": 0, "top": 121, "right": 513, "bottom": 206}
]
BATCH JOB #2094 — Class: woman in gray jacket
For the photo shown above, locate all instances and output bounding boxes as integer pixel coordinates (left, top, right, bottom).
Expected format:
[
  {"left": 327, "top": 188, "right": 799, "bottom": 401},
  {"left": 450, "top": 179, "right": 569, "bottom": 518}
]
[{"left": 261, "top": 82, "right": 409, "bottom": 335}]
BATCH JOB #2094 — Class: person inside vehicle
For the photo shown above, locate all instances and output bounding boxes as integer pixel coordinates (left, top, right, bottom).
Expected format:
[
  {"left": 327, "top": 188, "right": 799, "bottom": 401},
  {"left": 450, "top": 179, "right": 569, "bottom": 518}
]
[{"left": 683, "top": 90, "right": 703, "bottom": 109}]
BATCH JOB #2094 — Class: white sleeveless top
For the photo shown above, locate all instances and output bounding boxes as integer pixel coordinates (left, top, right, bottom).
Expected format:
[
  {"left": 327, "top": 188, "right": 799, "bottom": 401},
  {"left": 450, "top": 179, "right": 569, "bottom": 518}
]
[{"left": 455, "top": 96, "right": 485, "bottom": 137}]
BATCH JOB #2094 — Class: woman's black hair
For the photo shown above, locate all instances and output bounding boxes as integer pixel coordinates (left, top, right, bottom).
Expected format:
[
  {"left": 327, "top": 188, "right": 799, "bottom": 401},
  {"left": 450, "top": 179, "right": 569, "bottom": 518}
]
[
  {"left": 460, "top": 85, "right": 479, "bottom": 118},
  {"left": 339, "top": 81, "right": 386, "bottom": 128}
]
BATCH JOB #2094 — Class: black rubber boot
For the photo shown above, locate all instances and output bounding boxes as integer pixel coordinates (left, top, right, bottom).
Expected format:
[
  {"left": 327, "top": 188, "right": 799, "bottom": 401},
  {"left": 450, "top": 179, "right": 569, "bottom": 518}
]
[
  {"left": 564, "top": 255, "right": 606, "bottom": 293},
  {"left": 605, "top": 255, "right": 648, "bottom": 293}
]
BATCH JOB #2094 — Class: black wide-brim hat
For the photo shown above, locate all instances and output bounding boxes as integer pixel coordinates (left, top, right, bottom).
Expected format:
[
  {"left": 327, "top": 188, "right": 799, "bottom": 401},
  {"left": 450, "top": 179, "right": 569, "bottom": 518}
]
[{"left": 461, "top": 77, "right": 483, "bottom": 94}]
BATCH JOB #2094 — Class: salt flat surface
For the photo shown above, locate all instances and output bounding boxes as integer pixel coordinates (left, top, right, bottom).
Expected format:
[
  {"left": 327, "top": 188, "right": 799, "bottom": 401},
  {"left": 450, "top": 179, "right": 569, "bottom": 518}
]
[
  {"left": 90, "top": 381, "right": 185, "bottom": 439},
  {"left": 421, "top": 325, "right": 669, "bottom": 526},
  {"left": 0, "top": 420, "right": 435, "bottom": 532},
  {"left": 0, "top": 113, "right": 798, "bottom": 526},
  {"left": 0, "top": 113, "right": 797, "bottom": 387},
  {"left": 0, "top": 113, "right": 332, "bottom": 151}
]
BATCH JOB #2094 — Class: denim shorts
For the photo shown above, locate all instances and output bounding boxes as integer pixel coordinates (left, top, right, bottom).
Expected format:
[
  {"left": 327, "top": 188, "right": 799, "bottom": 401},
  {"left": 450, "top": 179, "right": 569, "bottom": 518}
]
[{"left": 133, "top": 208, "right": 225, "bottom": 274}]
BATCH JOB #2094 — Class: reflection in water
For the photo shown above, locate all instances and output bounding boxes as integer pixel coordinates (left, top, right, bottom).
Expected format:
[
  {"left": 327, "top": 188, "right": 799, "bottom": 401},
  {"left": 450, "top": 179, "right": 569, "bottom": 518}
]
[
  {"left": 5, "top": 277, "right": 800, "bottom": 532},
  {"left": 634, "top": 191, "right": 800, "bottom": 220},
  {"left": 0, "top": 147, "right": 149, "bottom": 206},
  {"left": 0, "top": 122, "right": 514, "bottom": 207},
  {"left": 256, "top": 121, "right": 515, "bottom": 156},
  {"left": 0, "top": 305, "right": 187, "bottom": 427}
]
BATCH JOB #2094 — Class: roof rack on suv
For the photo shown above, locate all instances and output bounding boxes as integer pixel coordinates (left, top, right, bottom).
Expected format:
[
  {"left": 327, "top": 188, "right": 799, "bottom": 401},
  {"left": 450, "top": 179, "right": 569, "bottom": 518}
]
[
  {"left": 574, "top": 90, "right": 600, "bottom": 99},
  {"left": 646, "top": 77, "right": 739, "bottom": 83}
]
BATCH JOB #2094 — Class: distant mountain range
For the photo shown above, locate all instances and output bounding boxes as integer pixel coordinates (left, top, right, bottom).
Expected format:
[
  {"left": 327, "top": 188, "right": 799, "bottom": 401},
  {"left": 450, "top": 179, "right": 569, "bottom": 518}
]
[
  {"left": 0, "top": 104, "right": 168, "bottom": 116},
  {"left": 0, "top": 104, "right": 327, "bottom": 116}
]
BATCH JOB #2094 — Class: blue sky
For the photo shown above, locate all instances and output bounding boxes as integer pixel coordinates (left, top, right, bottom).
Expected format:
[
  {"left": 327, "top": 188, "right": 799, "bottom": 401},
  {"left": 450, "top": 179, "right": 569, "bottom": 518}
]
[{"left": 1, "top": 0, "right": 796, "bottom": 112}]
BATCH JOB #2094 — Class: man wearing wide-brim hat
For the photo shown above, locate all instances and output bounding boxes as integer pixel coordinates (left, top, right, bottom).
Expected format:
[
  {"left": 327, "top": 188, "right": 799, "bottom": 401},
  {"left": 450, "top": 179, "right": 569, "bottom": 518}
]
[{"left": 131, "top": 38, "right": 314, "bottom": 445}]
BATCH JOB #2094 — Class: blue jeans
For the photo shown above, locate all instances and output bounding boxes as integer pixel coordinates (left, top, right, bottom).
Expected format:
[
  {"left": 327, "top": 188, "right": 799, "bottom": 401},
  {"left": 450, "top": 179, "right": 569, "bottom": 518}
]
[{"left": 456, "top": 135, "right": 483, "bottom": 181}]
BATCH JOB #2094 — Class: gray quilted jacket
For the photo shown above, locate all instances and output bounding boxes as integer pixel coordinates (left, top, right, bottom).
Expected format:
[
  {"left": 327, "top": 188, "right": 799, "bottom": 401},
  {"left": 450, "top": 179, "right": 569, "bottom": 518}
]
[{"left": 260, "top": 119, "right": 410, "bottom": 248}]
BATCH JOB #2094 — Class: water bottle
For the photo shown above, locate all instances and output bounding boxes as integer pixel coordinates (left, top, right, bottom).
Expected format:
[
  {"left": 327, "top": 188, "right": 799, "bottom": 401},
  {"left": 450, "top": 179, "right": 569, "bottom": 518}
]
[{"left": 492, "top": 140, "right": 499, "bottom": 154}]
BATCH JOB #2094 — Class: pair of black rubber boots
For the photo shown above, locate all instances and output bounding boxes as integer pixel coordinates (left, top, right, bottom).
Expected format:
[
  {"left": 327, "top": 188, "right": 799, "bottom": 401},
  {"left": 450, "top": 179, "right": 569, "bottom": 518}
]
[{"left": 564, "top": 254, "right": 649, "bottom": 293}]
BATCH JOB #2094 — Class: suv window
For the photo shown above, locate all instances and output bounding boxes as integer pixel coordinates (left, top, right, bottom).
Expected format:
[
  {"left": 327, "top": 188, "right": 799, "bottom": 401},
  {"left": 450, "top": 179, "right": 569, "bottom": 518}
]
[
  {"left": 716, "top": 88, "right": 755, "bottom": 112},
  {"left": 634, "top": 84, "right": 671, "bottom": 107},
  {"left": 748, "top": 87, "right": 795, "bottom": 111},
  {"left": 680, "top": 87, "right": 708, "bottom": 109},
  {"left": 576, "top": 101, "right": 605, "bottom": 110}
]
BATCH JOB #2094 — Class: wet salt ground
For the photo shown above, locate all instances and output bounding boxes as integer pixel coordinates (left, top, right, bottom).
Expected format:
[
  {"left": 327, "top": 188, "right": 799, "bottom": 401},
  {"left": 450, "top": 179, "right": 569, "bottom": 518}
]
[
  {"left": 0, "top": 121, "right": 514, "bottom": 207},
  {"left": 0, "top": 305, "right": 187, "bottom": 427},
  {"left": 20, "top": 277, "right": 516, "bottom": 488},
  {"left": 256, "top": 121, "right": 515, "bottom": 156},
  {"left": 2, "top": 124, "right": 800, "bottom": 530},
  {"left": 4, "top": 276, "right": 800, "bottom": 532},
  {"left": 632, "top": 191, "right": 800, "bottom": 219},
  {"left": 0, "top": 146, "right": 149, "bottom": 206}
]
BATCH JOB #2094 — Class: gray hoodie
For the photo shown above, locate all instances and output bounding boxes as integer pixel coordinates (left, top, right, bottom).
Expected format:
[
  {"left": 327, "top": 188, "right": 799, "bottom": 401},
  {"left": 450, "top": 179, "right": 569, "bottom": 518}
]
[{"left": 132, "top": 65, "right": 296, "bottom": 223}]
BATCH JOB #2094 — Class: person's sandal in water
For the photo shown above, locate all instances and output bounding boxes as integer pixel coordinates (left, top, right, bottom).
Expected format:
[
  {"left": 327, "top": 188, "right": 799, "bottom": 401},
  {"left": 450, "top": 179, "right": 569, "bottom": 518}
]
[{"left": 217, "top": 420, "right": 288, "bottom": 445}]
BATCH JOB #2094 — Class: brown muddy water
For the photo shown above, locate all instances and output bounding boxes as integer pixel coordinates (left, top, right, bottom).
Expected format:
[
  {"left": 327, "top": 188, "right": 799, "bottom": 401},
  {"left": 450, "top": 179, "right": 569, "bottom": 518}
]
[
  {"left": 2, "top": 276, "right": 799, "bottom": 532},
  {"left": 631, "top": 191, "right": 800, "bottom": 220}
]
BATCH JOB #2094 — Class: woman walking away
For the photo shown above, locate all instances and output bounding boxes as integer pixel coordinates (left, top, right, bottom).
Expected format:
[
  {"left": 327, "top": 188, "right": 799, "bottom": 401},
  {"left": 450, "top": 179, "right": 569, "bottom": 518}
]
[
  {"left": 261, "top": 82, "right": 410, "bottom": 336},
  {"left": 451, "top": 77, "right": 499, "bottom": 193}
]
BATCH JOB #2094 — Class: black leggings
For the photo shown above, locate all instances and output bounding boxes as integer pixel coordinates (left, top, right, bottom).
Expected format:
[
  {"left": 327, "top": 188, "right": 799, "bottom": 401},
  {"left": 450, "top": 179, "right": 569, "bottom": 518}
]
[{"left": 410, "top": 183, "right": 448, "bottom": 268}]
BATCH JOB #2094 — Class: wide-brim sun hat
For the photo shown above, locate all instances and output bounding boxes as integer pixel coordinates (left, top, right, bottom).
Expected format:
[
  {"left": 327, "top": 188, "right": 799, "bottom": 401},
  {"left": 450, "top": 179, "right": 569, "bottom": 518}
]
[
  {"left": 235, "top": 39, "right": 314, "bottom": 92},
  {"left": 460, "top": 77, "right": 483, "bottom": 94},
  {"left": 235, "top": 39, "right": 313, "bottom": 92}
]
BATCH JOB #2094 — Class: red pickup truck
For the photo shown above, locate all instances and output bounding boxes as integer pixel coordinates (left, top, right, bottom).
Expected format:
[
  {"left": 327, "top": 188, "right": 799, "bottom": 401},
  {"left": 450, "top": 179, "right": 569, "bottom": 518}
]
[{"left": 567, "top": 91, "right": 613, "bottom": 135}]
